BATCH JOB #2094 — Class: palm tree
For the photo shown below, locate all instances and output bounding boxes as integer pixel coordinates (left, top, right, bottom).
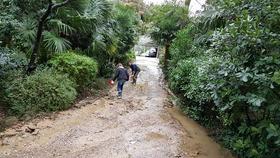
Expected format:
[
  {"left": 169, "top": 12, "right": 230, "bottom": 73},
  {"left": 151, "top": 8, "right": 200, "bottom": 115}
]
[
  {"left": 26, "top": 0, "right": 113, "bottom": 72},
  {"left": 27, "top": 0, "right": 72, "bottom": 73}
]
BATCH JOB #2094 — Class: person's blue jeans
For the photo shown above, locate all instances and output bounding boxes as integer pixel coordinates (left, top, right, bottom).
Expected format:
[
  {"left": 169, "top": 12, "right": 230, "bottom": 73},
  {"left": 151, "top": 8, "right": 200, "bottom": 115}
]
[{"left": 117, "top": 80, "right": 125, "bottom": 97}]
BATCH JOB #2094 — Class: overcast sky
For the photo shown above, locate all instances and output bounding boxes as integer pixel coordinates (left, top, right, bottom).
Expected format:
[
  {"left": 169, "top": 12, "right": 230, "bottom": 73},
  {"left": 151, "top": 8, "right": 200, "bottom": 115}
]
[
  {"left": 189, "top": 0, "right": 207, "bottom": 16},
  {"left": 144, "top": 0, "right": 207, "bottom": 15}
]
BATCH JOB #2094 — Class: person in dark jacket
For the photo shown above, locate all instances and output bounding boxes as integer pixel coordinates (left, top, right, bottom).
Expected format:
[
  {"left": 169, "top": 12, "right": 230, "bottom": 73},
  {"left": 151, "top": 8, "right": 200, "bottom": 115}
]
[
  {"left": 129, "top": 61, "right": 140, "bottom": 84},
  {"left": 112, "top": 63, "right": 129, "bottom": 98}
]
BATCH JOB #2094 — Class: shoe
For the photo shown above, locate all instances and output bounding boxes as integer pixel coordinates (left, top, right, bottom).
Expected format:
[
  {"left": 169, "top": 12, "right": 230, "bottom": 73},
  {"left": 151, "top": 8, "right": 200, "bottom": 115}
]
[{"left": 117, "top": 96, "right": 122, "bottom": 99}]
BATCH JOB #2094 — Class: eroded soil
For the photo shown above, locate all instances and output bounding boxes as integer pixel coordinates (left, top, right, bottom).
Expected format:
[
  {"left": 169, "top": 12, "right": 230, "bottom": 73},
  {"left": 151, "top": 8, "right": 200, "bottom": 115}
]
[{"left": 0, "top": 57, "right": 234, "bottom": 158}]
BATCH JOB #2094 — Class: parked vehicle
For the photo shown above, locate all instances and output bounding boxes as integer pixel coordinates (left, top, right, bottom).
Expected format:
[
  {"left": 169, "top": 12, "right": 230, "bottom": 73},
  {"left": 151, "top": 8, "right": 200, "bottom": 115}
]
[{"left": 146, "top": 48, "right": 157, "bottom": 58}]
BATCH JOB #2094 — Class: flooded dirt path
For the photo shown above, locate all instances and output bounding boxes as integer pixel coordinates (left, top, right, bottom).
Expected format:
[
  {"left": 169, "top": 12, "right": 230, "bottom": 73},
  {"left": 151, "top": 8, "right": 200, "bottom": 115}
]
[{"left": 0, "top": 57, "right": 233, "bottom": 158}]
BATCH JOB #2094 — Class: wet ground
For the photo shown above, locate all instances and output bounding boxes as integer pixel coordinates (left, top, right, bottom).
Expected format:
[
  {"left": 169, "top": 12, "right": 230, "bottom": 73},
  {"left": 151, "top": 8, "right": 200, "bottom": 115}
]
[{"left": 0, "top": 57, "right": 234, "bottom": 158}]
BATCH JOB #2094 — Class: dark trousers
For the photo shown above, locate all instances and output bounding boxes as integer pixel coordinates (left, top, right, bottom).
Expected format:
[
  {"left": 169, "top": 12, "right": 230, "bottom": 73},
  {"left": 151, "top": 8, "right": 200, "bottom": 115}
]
[
  {"left": 117, "top": 80, "right": 125, "bottom": 96},
  {"left": 132, "top": 71, "right": 140, "bottom": 84}
]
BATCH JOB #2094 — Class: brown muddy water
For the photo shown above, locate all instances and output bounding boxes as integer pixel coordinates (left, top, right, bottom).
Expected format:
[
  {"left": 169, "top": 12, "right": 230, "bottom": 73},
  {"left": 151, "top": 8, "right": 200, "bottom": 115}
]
[{"left": 0, "top": 57, "right": 234, "bottom": 158}]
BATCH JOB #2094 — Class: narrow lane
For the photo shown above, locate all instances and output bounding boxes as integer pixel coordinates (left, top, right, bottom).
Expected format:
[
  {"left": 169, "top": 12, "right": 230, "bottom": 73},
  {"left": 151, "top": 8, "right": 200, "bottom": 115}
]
[{"left": 0, "top": 57, "right": 233, "bottom": 158}]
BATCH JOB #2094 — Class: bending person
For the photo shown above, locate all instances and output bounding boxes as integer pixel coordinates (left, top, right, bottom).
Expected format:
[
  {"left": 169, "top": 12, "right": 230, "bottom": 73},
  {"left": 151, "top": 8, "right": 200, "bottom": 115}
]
[{"left": 129, "top": 61, "right": 141, "bottom": 84}]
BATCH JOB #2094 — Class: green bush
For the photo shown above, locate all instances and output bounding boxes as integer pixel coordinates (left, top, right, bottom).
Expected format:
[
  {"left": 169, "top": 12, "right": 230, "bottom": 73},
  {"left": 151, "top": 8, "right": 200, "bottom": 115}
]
[
  {"left": 98, "top": 63, "right": 115, "bottom": 78},
  {"left": 0, "top": 48, "right": 27, "bottom": 106},
  {"left": 0, "top": 47, "right": 27, "bottom": 77},
  {"left": 169, "top": 56, "right": 217, "bottom": 103},
  {"left": 49, "top": 51, "right": 98, "bottom": 90},
  {"left": 4, "top": 69, "right": 77, "bottom": 117},
  {"left": 126, "top": 51, "right": 136, "bottom": 62},
  {"left": 168, "top": 55, "right": 222, "bottom": 126}
]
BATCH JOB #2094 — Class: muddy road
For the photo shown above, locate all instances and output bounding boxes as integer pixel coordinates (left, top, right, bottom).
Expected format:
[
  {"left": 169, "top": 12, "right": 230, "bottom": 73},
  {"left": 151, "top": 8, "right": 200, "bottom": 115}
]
[{"left": 0, "top": 57, "right": 233, "bottom": 158}]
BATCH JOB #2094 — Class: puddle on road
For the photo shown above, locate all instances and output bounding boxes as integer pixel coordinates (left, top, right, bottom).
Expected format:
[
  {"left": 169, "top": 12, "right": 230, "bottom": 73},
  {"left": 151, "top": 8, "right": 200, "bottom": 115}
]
[
  {"left": 145, "top": 132, "right": 168, "bottom": 141},
  {"left": 159, "top": 113, "right": 172, "bottom": 123}
]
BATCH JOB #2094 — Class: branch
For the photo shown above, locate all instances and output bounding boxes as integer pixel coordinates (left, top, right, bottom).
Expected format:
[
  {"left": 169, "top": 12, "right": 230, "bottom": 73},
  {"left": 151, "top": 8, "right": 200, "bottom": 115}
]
[
  {"left": 52, "top": 0, "right": 70, "bottom": 10},
  {"left": 41, "top": 1, "right": 53, "bottom": 22}
]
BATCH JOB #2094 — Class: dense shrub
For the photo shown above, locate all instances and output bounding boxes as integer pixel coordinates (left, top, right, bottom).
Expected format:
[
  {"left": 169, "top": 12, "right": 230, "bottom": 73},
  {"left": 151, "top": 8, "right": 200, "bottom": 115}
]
[
  {"left": 126, "top": 51, "right": 136, "bottom": 62},
  {"left": 98, "top": 62, "right": 115, "bottom": 78},
  {"left": 169, "top": 56, "right": 215, "bottom": 103},
  {"left": 49, "top": 51, "right": 98, "bottom": 90},
  {"left": 167, "top": 0, "right": 280, "bottom": 157},
  {"left": 0, "top": 48, "right": 27, "bottom": 105},
  {"left": 0, "top": 47, "right": 27, "bottom": 77},
  {"left": 4, "top": 69, "right": 77, "bottom": 117}
]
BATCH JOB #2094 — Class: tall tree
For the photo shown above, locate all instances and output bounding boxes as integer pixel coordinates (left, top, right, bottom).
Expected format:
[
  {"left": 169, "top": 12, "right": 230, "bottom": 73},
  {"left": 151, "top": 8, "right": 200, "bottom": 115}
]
[
  {"left": 27, "top": 0, "right": 70, "bottom": 73},
  {"left": 147, "top": 3, "right": 188, "bottom": 67}
]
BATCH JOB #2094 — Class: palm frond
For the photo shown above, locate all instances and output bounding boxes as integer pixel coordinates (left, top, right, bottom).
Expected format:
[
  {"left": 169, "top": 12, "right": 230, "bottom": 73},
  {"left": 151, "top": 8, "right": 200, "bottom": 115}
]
[
  {"left": 49, "top": 19, "right": 76, "bottom": 35},
  {"left": 92, "top": 34, "right": 106, "bottom": 51},
  {"left": 67, "top": 14, "right": 98, "bottom": 33},
  {"left": 66, "top": 0, "right": 90, "bottom": 14},
  {"left": 43, "top": 31, "right": 71, "bottom": 53},
  {"left": 17, "top": 19, "right": 36, "bottom": 48},
  {"left": 56, "top": 0, "right": 112, "bottom": 34},
  {"left": 85, "top": 0, "right": 112, "bottom": 24}
]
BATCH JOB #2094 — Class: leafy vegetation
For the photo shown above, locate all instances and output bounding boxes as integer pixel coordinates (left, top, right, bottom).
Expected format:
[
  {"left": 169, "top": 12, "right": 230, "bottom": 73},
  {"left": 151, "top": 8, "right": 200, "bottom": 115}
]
[
  {"left": 4, "top": 69, "right": 77, "bottom": 117},
  {"left": 1, "top": 0, "right": 280, "bottom": 157},
  {"left": 0, "top": 0, "right": 139, "bottom": 72},
  {"left": 0, "top": 48, "right": 27, "bottom": 102},
  {"left": 145, "top": 3, "right": 188, "bottom": 67},
  {"left": 49, "top": 51, "right": 98, "bottom": 91},
  {"left": 148, "top": 0, "right": 280, "bottom": 157},
  {"left": 0, "top": 48, "right": 27, "bottom": 77},
  {"left": 0, "top": 0, "right": 140, "bottom": 120},
  {"left": 87, "top": 2, "right": 140, "bottom": 76}
]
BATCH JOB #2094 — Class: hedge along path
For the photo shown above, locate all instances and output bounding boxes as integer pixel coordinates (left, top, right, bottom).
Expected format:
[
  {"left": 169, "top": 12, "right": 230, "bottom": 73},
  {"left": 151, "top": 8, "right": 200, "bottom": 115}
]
[{"left": 0, "top": 57, "right": 234, "bottom": 158}]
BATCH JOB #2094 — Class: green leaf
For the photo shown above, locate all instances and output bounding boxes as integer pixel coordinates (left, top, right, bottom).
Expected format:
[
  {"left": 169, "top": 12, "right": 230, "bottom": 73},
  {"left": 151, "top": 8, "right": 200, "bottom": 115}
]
[
  {"left": 236, "top": 69, "right": 252, "bottom": 82},
  {"left": 246, "top": 94, "right": 266, "bottom": 107},
  {"left": 272, "top": 70, "right": 280, "bottom": 85},
  {"left": 43, "top": 31, "right": 71, "bottom": 53}
]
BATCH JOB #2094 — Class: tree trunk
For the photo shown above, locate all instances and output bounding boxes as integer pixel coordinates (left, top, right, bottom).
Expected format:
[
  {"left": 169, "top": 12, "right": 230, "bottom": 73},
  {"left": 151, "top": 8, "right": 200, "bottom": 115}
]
[
  {"left": 27, "top": 2, "right": 53, "bottom": 73},
  {"left": 27, "top": 21, "right": 46, "bottom": 72},
  {"left": 164, "top": 43, "right": 171, "bottom": 68},
  {"left": 185, "top": 0, "right": 191, "bottom": 6}
]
